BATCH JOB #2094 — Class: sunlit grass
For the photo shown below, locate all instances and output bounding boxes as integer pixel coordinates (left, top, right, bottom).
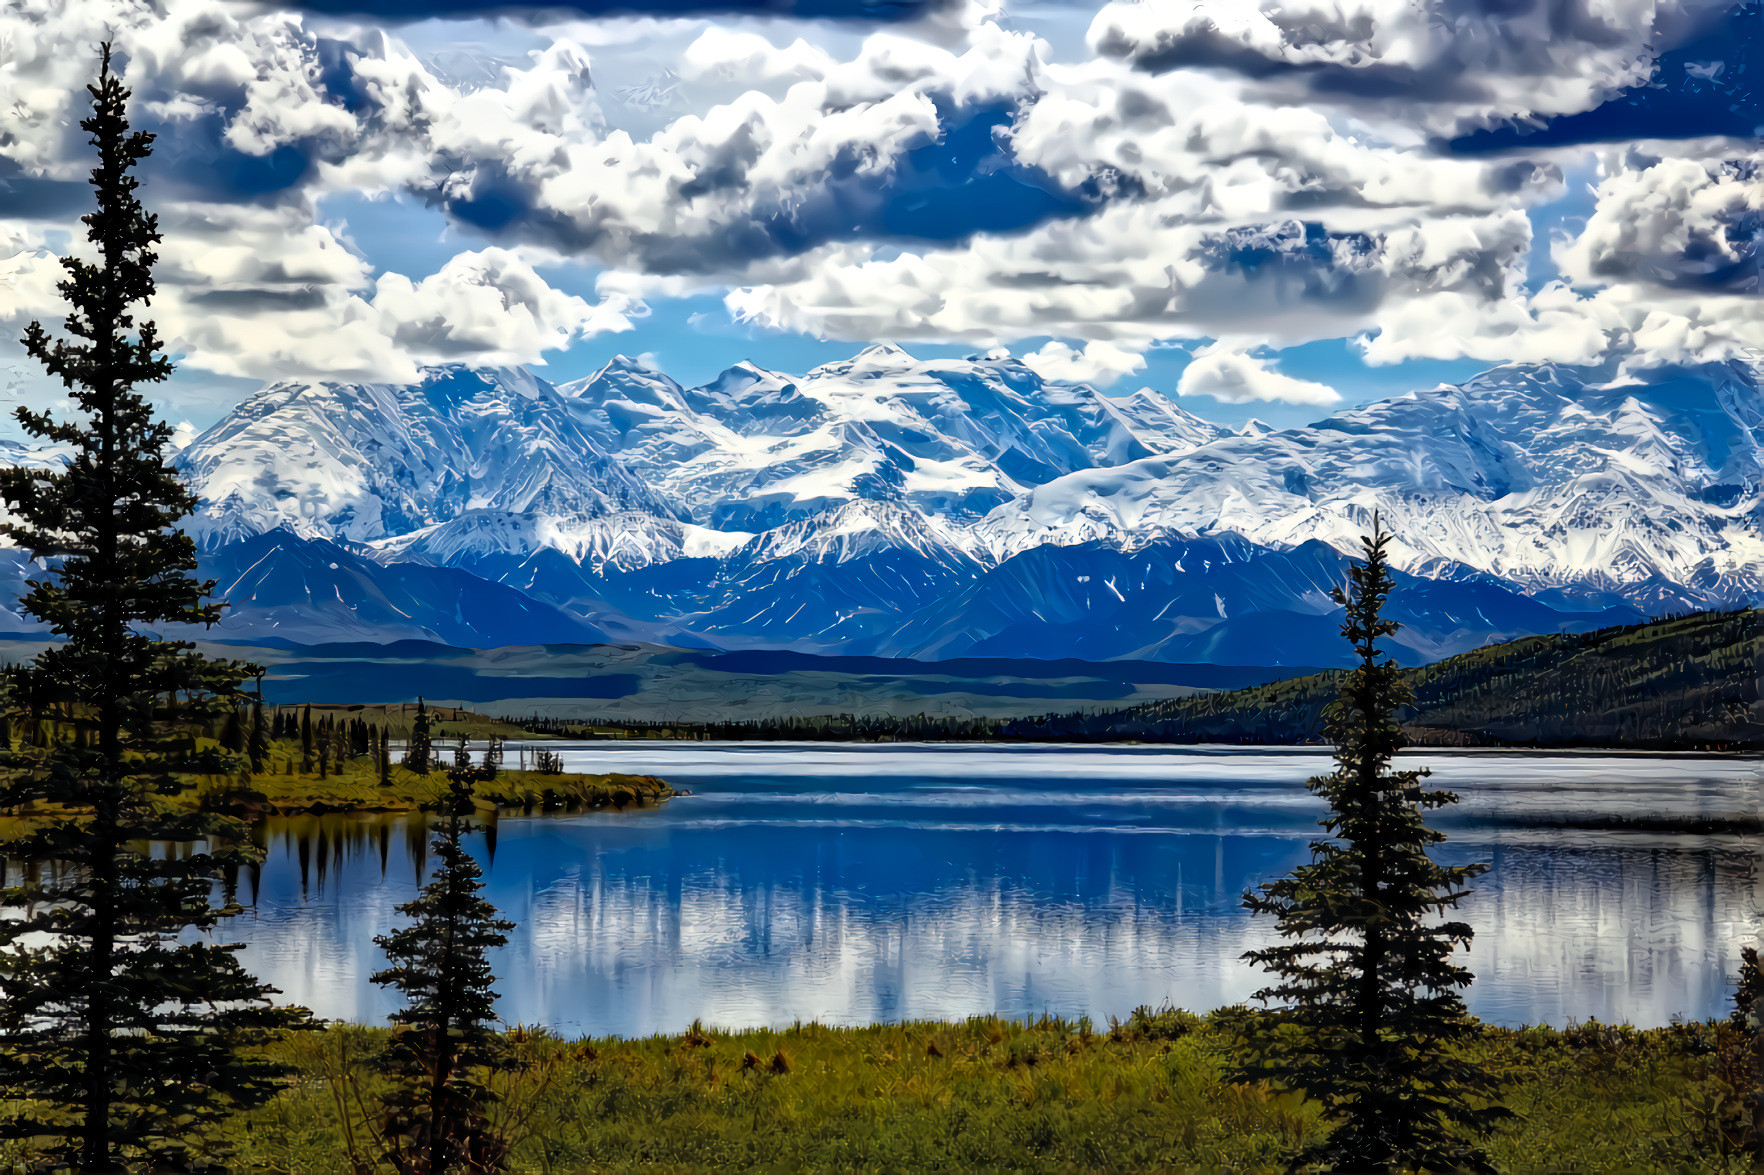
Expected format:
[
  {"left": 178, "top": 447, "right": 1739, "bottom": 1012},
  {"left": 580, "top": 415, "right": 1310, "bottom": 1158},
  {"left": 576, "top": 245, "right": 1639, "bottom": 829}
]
[
  {"left": 0, "top": 739, "right": 675, "bottom": 822},
  {"left": 196, "top": 747, "right": 674, "bottom": 817},
  {"left": 95, "top": 1010, "right": 1749, "bottom": 1173}
]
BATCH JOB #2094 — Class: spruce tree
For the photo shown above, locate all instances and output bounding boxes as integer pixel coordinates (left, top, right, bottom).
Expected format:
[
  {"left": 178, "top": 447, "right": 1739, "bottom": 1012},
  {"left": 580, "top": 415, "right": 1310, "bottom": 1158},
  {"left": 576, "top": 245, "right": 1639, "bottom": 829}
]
[
  {"left": 380, "top": 725, "right": 393, "bottom": 787},
  {"left": 219, "top": 705, "right": 244, "bottom": 753},
  {"left": 248, "top": 699, "right": 268, "bottom": 775},
  {"left": 371, "top": 766, "right": 516, "bottom": 1173},
  {"left": 0, "top": 45, "right": 305, "bottom": 1171},
  {"left": 406, "top": 697, "right": 432, "bottom": 775},
  {"left": 301, "top": 702, "right": 314, "bottom": 772},
  {"left": 1231, "top": 520, "right": 1505, "bottom": 1172}
]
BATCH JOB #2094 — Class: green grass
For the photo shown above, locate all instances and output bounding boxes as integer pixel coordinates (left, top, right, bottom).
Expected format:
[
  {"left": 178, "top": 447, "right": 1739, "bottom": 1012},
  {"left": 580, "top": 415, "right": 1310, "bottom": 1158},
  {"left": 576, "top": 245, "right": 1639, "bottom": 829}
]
[
  {"left": 189, "top": 743, "right": 675, "bottom": 817},
  {"left": 45, "top": 1010, "right": 1747, "bottom": 1173},
  {"left": 0, "top": 740, "right": 675, "bottom": 822}
]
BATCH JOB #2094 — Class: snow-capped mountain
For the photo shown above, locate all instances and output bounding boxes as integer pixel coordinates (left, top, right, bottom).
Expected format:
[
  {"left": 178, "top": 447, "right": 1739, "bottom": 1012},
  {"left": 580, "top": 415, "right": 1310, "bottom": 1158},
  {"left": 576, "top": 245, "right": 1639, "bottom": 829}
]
[
  {"left": 555, "top": 344, "right": 1226, "bottom": 530},
  {"left": 979, "top": 360, "right": 1764, "bottom": 612},
  {"left": 18, "top": 345, "right": 1757, "bottom": 663},
  {"left": 178, "top": 367, "right": 683, "bottom": 549}
]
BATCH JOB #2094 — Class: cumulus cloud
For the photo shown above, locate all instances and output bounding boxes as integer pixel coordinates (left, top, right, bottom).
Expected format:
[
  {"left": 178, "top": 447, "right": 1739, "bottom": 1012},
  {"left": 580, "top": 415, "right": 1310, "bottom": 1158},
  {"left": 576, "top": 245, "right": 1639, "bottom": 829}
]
[
  {"left": 0, "top": 228, "right": 64, "bottom": 322},
  {"left": 414, "top": 24, "right": 1065, "bottom": 273},
  {"left": 679, "top": 30, "right": 836, "bottom": 83},
  {"left": 1019, "top": 339, "right": 1146, "bottom": 385},
  {"left": 725, "top": 207, "right": 1543, "bottom": 355},
  {"left": 1087, "top": 0, "right": 1730, "bottom": 135},
  {"left": 1557, "top": 154, "right": 1762, "bottom": 292},
  {"left": 1176, "top": 346, "right": 1341, "bottom": 405},
  {"left": 369, "top": 248, "right": 635, "bottom": 366},
  {"left": 155, "top": 248, "right": 632, "bottom": 383},
  {"left": 0, "top": 0, "right": 1755, "bottom": 394},
  {"left": 285, "top": 0, "right": 963, "bottom": 22}
]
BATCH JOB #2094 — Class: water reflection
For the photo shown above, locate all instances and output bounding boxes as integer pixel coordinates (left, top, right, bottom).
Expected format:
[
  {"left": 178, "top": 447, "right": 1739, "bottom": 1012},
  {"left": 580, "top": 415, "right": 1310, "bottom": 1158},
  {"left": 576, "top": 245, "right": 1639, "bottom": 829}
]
[{"left": 211, "top": 745, "right": 1762, "bottom": 1035}]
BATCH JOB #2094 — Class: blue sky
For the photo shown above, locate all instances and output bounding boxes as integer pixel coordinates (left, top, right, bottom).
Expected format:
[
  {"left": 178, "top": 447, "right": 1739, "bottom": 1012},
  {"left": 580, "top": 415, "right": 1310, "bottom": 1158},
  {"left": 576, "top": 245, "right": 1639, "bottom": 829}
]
[{"left": 0, "top": 0, "right": 1757, "bottom": 434}]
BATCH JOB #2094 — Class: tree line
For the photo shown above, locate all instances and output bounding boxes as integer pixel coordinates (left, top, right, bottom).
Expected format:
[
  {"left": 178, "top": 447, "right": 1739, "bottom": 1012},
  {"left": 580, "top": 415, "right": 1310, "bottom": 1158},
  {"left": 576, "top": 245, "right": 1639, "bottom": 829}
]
[{"left": 527, "top": 607, "right": 1764, "bottom": 749}]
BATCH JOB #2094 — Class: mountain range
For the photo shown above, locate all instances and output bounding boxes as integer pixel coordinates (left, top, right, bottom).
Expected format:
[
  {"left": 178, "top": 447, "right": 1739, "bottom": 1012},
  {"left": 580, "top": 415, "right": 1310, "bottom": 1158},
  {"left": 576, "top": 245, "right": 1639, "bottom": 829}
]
[{"left": 4, "top": 344, "right": 1760, "bottom": 669}]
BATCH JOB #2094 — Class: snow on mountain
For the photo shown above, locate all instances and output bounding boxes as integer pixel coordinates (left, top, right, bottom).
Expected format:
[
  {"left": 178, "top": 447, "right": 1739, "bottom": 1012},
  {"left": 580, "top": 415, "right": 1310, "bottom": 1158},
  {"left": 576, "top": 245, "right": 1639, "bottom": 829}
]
[
  {"left": 556, "top": 344, "right": 1223, "bottom": 531},
  {"left": 176, "top": 367, "right": 682, "bottom": 549},
  {"left": 6, "top": 346, "right": 1758, "bottom": 663},
  {"left": 979, "top": 360, "right": 1764, "bottom": 611}
]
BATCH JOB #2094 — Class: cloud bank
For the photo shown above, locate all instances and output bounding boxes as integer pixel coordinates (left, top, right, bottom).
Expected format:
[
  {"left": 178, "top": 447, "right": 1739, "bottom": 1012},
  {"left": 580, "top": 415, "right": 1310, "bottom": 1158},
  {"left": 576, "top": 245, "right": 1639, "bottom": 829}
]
[{"left": 0, "top": 0, "right": 1756, "bottom": 401}]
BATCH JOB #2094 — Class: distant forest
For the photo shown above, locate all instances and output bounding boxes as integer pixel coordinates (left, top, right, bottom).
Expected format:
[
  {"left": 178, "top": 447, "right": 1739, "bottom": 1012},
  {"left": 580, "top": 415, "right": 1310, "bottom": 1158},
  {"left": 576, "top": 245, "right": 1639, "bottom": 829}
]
[{"left": 508, "top": 609, "right": 1764, "bottom": 750}]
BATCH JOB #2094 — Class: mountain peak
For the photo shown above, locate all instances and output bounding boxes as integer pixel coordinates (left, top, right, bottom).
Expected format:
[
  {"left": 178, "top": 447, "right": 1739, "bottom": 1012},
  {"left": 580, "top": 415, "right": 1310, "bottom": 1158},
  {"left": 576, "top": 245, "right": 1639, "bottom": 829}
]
[{"left": 848, "top": 342, "right": 917, "bottom": 370}]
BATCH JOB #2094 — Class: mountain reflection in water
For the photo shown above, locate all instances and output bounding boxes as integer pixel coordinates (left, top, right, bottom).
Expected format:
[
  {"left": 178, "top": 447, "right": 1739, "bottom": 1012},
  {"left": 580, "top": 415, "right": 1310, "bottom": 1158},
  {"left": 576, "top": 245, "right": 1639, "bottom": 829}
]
[{"left": 213, "top": 744, "right": 1762, "bottom": 1036}]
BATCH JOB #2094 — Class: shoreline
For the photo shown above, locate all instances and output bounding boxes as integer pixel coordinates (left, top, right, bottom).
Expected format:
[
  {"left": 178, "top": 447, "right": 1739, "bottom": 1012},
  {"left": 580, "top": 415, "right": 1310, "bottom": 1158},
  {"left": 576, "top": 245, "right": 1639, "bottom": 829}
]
[
  {"left": 204, "top": 768, "right": 680, "bottom": 819},
  {"left": 512, "top": 735, "right": 1763, "bottom": 758},
  {"left": 0, "top": 769, "right": 680, "bottom": 823}
]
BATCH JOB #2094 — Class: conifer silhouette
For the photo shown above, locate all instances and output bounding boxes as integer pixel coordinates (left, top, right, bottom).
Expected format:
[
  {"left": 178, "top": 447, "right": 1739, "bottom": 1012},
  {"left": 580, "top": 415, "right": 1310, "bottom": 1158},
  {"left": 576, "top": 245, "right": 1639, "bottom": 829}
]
[
  {"left": 371, "top": 766, "right": 516, "bottom": 1173},
  {"left": 1231, "top": 519, "right": 1506, "bottom": 1172},
  {"left": 406, "top": 697, "right": 433, "bottom": 775},
  {"left": 249, "top": 699, "right": 268, "bottom": 774},
  {"left": 0, "top": 45, "right": 305, "bottom": 1171}
]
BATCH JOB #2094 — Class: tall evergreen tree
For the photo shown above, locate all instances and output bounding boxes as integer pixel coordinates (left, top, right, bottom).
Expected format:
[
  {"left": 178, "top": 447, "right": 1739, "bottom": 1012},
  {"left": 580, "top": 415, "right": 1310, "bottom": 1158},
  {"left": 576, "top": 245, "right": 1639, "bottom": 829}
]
[
  {"left": 218, "top": 705, "right": 244, "bottom": 753},
  {"left": 0, "top": 45, "right": 305, "bottom": 1171},
  {"left": 1230, "top": 520, "right": 1505, "bottom": 1172},
  {"left": 406, "top": 697, "right": 432, "bottom": 775},
  {"left": 371, "top": 767, "right": 516, "bottom": 1173},
  {"left": 248, "top": 699, "right": 268, "bottom": 775},
  {"left": 301, "top": 702, "right": 314, "bottom": 772},
  {"left": 380, "top": 724, "right": 393, "bottom": 787}
]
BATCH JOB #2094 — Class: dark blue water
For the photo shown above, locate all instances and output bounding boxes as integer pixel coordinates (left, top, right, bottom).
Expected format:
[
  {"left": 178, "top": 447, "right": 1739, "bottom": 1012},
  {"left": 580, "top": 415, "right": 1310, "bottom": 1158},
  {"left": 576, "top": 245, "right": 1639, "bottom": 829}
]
[{"left": 218, "top": 744, "right": 1762, "bottom": 1035}]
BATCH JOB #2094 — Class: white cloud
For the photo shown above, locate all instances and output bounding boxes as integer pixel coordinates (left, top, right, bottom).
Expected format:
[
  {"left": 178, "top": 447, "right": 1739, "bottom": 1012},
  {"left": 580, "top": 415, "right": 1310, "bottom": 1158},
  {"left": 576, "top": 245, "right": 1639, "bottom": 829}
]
[
  {"left": 369, "top": 248, "right": 634, "bottom": 368},
  {"left": 1556, "top": 152, "right": 1763, "bottom": 292},
  {"left": 679, "top": 30, "right": 835, "bottom": 84},
  {"left": 1176, "top": 346, "right": 1341, "bottom": 406},
  {"left": 1086, "top": 0, "right": 1721, "bottom": 135},
  {"left": 0, "top": 0, "right": 1753, "bottom": 393},
  {"left": 0, "top": 228, "right": 64, "bottom": 322},
  {"left": 1019, "top": 339, "right": 1146, "bottom": 385}
]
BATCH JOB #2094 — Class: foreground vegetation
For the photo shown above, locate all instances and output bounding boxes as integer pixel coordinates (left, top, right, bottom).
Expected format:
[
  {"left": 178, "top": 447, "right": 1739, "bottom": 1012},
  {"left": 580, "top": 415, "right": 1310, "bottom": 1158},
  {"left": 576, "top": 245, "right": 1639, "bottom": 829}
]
[{"left": 1, "top": 1011, "right": 1724, "bottom": 1173}]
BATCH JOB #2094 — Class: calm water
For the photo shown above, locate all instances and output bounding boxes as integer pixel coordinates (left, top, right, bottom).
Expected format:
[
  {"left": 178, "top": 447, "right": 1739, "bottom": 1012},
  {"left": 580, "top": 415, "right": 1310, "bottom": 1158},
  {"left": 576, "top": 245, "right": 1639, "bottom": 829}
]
[{"left": 218, "top": 743, "right": 1763, "bottom": 1035}]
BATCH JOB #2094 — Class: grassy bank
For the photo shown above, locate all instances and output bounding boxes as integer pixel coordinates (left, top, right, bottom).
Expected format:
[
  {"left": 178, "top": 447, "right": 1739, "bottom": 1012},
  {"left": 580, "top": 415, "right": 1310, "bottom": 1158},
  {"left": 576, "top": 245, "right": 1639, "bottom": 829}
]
[
  {"left": 197, "top": 759, "right": 676, "bottom": 817},
  {"left": 0, "top": 740, "right": 676, "bottom": 820},
  {"left": 85, "top": 1010, "right": 1751, "bottom": 1173}
]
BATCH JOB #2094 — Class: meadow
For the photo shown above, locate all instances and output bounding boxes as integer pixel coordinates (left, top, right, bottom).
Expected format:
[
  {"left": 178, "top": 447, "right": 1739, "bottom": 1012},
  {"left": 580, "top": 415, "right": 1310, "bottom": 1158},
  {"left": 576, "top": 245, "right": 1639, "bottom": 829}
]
[{"left": 107, "top": 1009, "right": 1756, "bottom": 1173}]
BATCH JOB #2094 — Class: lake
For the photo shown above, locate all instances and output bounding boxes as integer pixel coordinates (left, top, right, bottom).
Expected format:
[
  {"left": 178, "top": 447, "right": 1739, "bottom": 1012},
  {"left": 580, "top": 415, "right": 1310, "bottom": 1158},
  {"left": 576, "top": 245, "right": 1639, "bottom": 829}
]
[{"left": 219, "top": 743, "right": 1762, "bottom": 1036}]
